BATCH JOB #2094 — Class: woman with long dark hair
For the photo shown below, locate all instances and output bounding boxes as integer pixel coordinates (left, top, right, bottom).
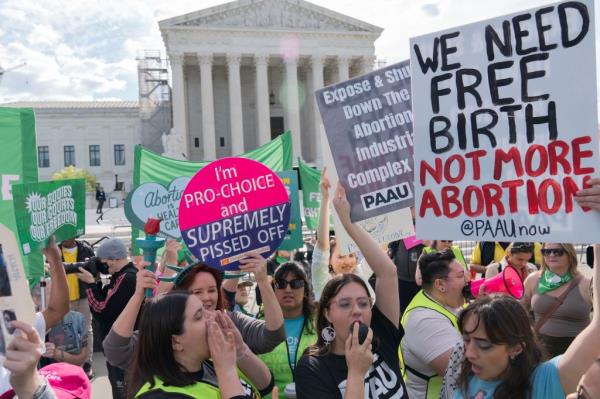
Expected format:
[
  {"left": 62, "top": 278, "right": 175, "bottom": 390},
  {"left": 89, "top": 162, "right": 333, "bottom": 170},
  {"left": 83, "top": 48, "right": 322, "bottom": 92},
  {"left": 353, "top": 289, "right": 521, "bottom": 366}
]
[
  {"left": 103, "top": 254, "right": 285, "bottom": 370},
  {"left": 128, "top": 292, "right": 273, "bottom": 398},
  {"left": 453, "top": 244, "right": 600, "bottom": 398},
  {"left": 295, "top": 184, "right": 407, "bottom": 399}
]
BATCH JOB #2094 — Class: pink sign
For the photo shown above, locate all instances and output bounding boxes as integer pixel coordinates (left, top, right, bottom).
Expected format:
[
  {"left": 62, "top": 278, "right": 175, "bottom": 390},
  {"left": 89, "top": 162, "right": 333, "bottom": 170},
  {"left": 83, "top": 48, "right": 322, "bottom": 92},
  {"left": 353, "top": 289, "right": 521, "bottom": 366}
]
[{"left": 179, "top": 158, "right": 290, "bottom": 271}]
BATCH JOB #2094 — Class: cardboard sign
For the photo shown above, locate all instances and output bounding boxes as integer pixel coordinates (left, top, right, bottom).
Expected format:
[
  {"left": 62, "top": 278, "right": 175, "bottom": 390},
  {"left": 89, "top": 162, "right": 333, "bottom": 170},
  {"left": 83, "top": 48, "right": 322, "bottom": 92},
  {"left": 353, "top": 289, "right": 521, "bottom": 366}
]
[
  {"left": 12, "top": 179, "right": 85, "bottom": 253},
  {"left": 316, "top": 61, "right": 415, "bottom": 223},
  {"left": 179, "top": 158, "right": 290, "bottom": 271},
  {"left": 277, "top": 171, "right": 303, "bottom": 251},
  {"left": 320, "top": 133, "right": 414, "bottom": 255},
  {"left": 0, "top": 222, "right": 36, "bottom": 365},
  {"left": 411, "top": 0, "right": 600, "bottom": 242},
  {"left": 125, "top": 176, "right": 190, "bottom": 239}
]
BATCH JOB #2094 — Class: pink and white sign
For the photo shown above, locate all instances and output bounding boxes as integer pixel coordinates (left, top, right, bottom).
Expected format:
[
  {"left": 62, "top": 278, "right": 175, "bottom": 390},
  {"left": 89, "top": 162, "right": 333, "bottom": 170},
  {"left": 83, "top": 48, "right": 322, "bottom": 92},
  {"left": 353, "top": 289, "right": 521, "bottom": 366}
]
[{"left": 179, "top": 158, "right": 290, "bottom": 271}]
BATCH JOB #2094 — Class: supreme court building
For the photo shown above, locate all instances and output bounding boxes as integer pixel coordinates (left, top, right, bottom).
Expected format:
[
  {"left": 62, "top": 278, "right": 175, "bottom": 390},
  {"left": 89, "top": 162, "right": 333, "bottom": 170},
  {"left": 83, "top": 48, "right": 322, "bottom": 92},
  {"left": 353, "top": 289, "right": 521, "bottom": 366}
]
[{"left": 159, "top": 0, "right": 382, "bottom": 163}]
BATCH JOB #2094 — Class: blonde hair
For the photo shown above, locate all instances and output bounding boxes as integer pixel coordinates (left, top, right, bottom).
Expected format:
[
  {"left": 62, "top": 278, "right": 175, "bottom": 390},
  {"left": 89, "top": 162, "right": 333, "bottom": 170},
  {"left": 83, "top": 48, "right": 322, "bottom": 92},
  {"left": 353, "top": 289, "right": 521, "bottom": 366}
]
[{"left": 540, "top": 243, "right": 578, "bottom": 275}]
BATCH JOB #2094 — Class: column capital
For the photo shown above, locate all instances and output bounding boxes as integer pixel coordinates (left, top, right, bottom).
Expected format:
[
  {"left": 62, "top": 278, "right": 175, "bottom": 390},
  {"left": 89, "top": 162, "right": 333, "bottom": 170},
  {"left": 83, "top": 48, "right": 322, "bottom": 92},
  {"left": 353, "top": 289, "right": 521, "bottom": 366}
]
[
  {"left": 226, "top": 53, "right": 242, "bottom": 67},
  {"left": 197, "top": 53, "right": 213, "bottom": 66},
  {"left": 169, "top": 53, "right": 184, "bottom": 66},
  {"left": 360, "top": 55, "right": 376, "bottom": 73},
  {"left": 283, "top": 56, "right": 298, "bottom": 67},
  {"left": 254, "top": 53, "right": 270, "bottom": 67},
  {"left": 310, "top": 54, "right": 325, "bottom": 67},
  {"left": 337, "top": 55, "right": 352, "bottom": 66}
]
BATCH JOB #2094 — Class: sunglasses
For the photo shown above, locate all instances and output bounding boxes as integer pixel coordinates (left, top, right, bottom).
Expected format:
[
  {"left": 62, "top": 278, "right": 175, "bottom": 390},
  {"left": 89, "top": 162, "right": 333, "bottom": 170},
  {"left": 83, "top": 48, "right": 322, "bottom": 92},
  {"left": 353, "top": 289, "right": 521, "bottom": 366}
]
[
  {"left": 541, "top": 248, "right": 565, "bottom": 257},
  {"left": 274, "top": 279, "right": 305, "bottom": 290},
  {"left": 576, "top": 385, "right": 591, "bottom": 399}
]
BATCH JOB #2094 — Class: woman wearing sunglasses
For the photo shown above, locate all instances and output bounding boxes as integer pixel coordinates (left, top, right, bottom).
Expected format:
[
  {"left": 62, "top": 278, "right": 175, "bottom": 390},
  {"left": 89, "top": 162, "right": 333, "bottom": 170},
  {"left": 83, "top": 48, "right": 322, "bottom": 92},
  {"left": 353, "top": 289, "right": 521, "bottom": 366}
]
[
  {"left": 523, "top": 243, "right": 592, "bottom": 357},
  {"left": 295, "top": 184, "right": 407, "bottom": 399},
  {"left": 257, "top": 262, "right": 317, "bottom": 398}
]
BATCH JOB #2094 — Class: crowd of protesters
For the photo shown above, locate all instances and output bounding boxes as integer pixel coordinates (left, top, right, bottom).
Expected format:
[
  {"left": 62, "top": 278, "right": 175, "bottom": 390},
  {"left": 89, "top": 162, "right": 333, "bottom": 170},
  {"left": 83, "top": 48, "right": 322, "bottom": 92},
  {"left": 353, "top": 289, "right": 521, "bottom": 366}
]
[{"left": 2, "top": 175, "right": 600, "bottom": 399}]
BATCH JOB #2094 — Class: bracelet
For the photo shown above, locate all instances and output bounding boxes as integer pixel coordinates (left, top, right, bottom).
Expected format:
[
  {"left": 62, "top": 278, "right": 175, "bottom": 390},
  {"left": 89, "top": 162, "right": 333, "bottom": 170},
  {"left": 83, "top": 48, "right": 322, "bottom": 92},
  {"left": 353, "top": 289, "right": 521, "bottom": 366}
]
[{"left": 31, "top": 379, "right": 49, "bottom": 399}]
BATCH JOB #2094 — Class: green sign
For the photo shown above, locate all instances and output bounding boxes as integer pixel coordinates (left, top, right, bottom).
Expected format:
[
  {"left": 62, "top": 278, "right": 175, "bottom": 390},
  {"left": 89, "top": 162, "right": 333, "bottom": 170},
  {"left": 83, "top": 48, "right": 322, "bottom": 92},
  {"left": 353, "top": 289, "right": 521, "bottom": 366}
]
[
  {"left": 13, "top": 179, "right": 86, "bottom": 254},
  {"left": 0, "top": 108, "right": 42, "bottom": 281},
  {"left": 277, "top": 171, "right": 302, "bottom": 250},
  {"left": 130, "top": 132, "right": 293, "bottom": 252},
  {"left": 298, "top": 158, "right": 323, "bottom": 230}
]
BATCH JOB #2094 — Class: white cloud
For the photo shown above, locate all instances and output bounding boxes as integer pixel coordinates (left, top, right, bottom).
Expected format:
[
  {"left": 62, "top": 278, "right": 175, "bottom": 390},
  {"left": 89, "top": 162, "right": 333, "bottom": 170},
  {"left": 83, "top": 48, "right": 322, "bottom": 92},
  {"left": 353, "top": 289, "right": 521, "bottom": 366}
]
[{"left": 0, "top": 0, "right": 599, "bottom": 102}]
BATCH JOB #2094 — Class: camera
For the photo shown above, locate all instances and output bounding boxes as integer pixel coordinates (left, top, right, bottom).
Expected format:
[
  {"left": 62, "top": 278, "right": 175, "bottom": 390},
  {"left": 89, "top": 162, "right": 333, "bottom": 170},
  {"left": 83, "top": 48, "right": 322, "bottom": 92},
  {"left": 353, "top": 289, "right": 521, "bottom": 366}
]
[{"left": 63, "top": 256, "right": 108, "bottom": 276}]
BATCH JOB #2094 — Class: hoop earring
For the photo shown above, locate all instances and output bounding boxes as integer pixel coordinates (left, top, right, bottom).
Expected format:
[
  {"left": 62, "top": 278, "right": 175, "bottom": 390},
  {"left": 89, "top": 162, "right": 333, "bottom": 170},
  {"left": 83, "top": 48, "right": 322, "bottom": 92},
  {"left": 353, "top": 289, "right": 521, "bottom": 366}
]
[{"left": 321, "top": 325, "right": 336, "bottom": 345}]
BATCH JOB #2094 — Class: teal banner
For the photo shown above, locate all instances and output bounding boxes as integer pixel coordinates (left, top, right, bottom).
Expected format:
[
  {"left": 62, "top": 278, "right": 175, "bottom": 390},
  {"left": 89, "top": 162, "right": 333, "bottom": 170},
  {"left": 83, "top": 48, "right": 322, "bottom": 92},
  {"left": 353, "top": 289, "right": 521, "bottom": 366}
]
[{"left": 277, "top": 171, "right": 303, "bottom": 251}]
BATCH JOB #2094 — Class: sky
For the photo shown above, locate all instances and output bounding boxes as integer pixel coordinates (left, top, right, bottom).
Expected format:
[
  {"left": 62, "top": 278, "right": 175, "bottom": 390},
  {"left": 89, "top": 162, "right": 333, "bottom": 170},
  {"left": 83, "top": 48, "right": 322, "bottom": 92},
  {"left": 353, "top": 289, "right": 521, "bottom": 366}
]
[{"left": 0, "top": 0, "right": 597, "bottom": 102}]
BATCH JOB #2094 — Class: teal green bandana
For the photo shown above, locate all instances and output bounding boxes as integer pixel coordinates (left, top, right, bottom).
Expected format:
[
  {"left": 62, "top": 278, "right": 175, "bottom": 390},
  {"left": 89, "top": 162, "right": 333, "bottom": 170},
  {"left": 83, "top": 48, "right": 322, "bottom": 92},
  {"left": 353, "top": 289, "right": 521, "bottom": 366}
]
[
  {"left": 538, "top": 269, "right": 573, "bottom": 295},
  {"left": 275, "top": 256, "right": 289, "bottom": 264}
]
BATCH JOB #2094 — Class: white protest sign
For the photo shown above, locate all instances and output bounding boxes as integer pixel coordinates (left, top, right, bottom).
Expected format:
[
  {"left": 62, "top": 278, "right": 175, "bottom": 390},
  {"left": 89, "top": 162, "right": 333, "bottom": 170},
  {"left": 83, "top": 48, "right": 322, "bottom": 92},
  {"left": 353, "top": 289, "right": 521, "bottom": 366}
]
[{"left": 411, "top": 0, "right": 600, "bottom": 242}]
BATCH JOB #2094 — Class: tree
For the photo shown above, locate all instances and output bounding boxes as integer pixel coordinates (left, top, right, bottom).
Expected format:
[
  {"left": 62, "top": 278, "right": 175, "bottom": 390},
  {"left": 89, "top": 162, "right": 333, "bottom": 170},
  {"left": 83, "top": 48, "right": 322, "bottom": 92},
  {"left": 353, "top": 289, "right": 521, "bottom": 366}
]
[{"left": 52, "top": 166, "right": 97, "bottom": 192}]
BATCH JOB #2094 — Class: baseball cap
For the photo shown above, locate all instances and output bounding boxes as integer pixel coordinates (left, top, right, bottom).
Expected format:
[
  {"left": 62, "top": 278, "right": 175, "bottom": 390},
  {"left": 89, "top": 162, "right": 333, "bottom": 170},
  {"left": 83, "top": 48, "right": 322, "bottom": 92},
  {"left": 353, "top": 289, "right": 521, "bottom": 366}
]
[
  {"left": 96, "top": 238, "right": 128, "bottom": 260},
  {"left": 0, "top": 363, "right": 91, "bottom": 399},
  {"left": 39, "top": 363, "right": 91, "bottom": 399}
]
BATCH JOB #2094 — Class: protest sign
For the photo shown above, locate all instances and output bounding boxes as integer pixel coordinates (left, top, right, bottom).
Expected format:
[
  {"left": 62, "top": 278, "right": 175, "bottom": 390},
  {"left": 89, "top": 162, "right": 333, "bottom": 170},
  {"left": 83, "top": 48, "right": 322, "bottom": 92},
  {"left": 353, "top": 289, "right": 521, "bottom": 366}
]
[
  {"left": 316, "top": 61, "right": 415, "bottom": 223},
  {"left": 125, "top": 176, "right": 190, "bottom": 238},
  {"left": 320, "top": 133, "right": 414, "bottom": 255},
  {"left": 179, "top": 158, "right": 291, "bottom": 271},
  {"left": 298, "top": 159, "right": 322, "bottom": 230},
  {"left": 0, "top": 222, "right": 36, "bottom": 365},
  {"left": 0, "top": 108, "right": 42, "bottom": 281},
  {"left": 130, "top": 132, "right": 293, "bottom": 250},
  {"left": 12, "top": 179, "right": 86, "bottom": 254},
  {"left": 411, "top": 0, "right": 600, "bottom": 242},
  {"left": 277, "top": 171, "right": 303, "bottom": 251}
]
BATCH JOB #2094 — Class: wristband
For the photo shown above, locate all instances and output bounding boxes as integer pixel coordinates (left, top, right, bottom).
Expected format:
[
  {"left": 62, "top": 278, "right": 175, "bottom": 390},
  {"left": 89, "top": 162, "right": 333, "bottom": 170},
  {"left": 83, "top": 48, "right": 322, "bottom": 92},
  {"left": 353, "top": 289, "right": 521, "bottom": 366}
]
[{"left": 31, "top": 379, "right": 49, "bottom": 399}]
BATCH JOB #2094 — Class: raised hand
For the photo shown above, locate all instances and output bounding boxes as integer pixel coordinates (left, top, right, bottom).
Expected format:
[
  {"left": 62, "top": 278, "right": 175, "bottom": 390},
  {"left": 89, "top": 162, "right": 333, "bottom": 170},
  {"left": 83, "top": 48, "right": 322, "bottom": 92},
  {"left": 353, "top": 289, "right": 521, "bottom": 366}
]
[
  {"left": 332, "top": 182, "right": 351, "bottom": 226},
  {"left": 575, "top": 177, "right": 600, "bottom": 211},
  {"left": 238, "top": 252, "right": 267, "bottom": 283},
  {"left": 43, "top": 235, "right": 61, "bottom": 265},
  {"left": 320, "top": 167, "right": 331, "bottom": 200}
]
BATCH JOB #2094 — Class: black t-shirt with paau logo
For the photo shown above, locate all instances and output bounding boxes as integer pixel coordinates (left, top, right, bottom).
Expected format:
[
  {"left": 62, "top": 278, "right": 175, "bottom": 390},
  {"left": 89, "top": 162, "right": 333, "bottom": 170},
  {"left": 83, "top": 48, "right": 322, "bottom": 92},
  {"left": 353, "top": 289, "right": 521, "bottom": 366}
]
[{"left": 295, "top": 306, "right": 407, "bottom": 399}]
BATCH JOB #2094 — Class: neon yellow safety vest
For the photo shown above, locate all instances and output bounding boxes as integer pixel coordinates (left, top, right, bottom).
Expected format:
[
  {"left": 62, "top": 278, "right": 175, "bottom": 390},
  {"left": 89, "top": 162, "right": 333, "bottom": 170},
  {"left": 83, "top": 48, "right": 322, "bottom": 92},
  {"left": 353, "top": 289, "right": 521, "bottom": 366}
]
[
  {"left": 422, "top": 245, "right": 468, "bottom": 269},
  {"left": 135, "top": 370, "right": 260, "bottom": 399},
  {"left": 258, "top": 322, "right": 317, "bottom": 399},
  {"left": 399, "top": 290, "right": 460, "bottom": 399}
]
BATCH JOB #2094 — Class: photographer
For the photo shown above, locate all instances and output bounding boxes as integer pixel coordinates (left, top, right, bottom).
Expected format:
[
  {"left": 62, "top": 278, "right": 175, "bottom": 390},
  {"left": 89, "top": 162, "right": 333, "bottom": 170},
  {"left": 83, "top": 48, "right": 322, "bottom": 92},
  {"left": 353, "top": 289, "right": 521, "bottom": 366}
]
[{"left": 59, "top": 237, "right": 96, "bottom": 379}]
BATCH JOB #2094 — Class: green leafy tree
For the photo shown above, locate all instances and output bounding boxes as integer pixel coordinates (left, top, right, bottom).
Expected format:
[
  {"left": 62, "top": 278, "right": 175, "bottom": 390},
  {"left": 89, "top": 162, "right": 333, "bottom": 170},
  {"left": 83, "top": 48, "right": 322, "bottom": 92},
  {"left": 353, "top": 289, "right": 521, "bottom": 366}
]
[{"left": 52, "top": 166, "right": 97, "bottom": 192}]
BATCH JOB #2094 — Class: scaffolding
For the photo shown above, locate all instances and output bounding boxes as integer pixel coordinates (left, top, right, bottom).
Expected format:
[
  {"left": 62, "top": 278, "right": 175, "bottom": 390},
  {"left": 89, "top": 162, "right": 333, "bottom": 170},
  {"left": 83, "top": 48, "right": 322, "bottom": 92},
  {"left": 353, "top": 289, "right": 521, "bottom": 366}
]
[{"left": 137, "top": 50, "right": 172, "bottom": 154}]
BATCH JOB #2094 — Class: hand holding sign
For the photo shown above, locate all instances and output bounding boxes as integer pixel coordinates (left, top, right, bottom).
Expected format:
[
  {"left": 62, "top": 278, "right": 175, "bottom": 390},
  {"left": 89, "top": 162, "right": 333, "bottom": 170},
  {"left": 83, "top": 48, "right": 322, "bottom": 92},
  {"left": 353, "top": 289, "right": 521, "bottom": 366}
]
[
  {"left": 575, "top": 177, "right": 600, "bottom": 211},
  {"left": 42, "top": 236, "right": 61, "bottom": 265},
  {"left": 333, "top": 183, "right": 352, "bottom": 227},
  {"left": 238, "top": 253, "right": 268, "bottom": 284},
  {"left": 320, "top": 167, "right": 331, "bottom": 201}
]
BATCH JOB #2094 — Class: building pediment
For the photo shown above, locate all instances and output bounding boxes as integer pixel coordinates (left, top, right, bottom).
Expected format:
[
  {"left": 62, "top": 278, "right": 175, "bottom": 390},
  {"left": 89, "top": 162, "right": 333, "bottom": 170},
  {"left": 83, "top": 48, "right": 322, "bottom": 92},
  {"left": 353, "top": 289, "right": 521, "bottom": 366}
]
[{"left": 159, "top": 0, "right": 382, "bottom": 34}]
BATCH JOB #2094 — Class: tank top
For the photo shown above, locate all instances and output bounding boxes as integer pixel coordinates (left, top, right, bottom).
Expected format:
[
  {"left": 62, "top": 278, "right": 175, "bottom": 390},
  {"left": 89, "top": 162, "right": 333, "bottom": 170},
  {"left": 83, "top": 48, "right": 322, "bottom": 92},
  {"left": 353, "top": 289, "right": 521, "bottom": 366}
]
[{"left": 532, "top": 281, "right": 591, "bottom": 337}]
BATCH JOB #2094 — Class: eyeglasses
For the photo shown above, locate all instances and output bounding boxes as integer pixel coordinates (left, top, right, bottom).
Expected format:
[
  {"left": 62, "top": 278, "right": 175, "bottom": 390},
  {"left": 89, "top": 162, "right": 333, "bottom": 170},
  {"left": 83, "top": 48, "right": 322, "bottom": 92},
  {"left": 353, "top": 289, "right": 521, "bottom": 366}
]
[
  {"left": 439, "top": 240, "right": 453, "bottom": 243},
  {"left": 274, "top": 279, "right": 305, "bottom": 290},
  {"left": 330, "top": 297, "right": 372, "bottom": 311},
  {"left": 541, "top": 248, "right": 566, "bottom": 257}
]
